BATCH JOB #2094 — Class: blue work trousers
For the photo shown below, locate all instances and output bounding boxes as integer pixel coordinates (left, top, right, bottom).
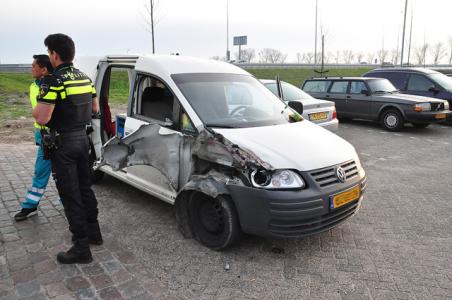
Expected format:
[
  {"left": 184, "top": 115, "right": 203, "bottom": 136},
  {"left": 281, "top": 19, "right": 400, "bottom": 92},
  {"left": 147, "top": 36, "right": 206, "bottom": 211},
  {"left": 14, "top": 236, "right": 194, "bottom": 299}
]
[{"left": 21, "top": 130, "right": 52, "bottom": 209}]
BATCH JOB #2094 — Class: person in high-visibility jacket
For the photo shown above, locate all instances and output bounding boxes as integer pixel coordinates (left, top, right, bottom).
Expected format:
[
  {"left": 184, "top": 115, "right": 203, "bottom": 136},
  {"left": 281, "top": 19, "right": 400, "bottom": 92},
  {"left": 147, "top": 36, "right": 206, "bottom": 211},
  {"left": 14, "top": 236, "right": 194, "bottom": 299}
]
[{"left": 14, "top": 55, "right": 54, "bottom": 221}]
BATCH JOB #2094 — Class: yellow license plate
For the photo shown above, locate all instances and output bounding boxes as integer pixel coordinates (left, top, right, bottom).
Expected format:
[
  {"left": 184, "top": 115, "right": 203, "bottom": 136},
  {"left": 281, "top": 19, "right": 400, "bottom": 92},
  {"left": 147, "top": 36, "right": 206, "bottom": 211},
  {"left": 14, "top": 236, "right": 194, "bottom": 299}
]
[
  {"left": 435, "top": 113, "right": 446, "bottom": 119},
  {"left": 309, "top": 112, "right": 328, "bottom": 121},
  {"left": 331, "top": 185, "right": 361, "bottom": 209}
]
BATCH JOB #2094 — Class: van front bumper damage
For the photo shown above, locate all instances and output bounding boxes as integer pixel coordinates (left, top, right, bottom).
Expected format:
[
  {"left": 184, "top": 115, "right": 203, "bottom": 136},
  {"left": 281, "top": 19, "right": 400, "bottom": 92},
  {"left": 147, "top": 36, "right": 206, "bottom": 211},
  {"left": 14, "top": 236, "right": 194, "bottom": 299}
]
[
  {"left": 100, "top": 123, "right": 367, "bottom": 240},
  {"left": 226, "top": 175, "right": 367, "bottom": 238}
]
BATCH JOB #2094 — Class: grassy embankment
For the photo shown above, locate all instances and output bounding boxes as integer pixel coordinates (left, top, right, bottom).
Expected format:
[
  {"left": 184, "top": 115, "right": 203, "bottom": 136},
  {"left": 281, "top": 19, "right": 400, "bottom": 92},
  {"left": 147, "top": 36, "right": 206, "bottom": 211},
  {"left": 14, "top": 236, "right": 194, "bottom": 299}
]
[
  {"left": 0, "top": 73, "right": 32, "bottom": 124},
  {"left": 246, "top": 67, "right": 373, "bottom": 87},
  {"left": 0, "top": 67, "right": 373, "bottom": 123},
  {"left": 0, "top": 71, "right": 129, "bottom": 125}
]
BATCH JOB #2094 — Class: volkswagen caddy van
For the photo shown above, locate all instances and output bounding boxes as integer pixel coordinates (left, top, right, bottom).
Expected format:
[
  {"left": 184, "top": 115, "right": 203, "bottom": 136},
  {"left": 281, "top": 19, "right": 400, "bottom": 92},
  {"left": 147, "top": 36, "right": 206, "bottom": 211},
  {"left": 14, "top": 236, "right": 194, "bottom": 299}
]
[{"left": 84, "top": 55, "right": 367, "bottom": 250}]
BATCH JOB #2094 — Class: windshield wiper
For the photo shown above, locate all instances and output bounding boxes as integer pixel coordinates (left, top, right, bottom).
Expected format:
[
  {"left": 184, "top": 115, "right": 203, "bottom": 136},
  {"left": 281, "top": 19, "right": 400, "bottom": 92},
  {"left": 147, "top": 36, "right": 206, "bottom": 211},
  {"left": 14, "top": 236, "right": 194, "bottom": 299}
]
[
  {"left": 205, "top": 123, "right": 236, "bottom": 128},
  {"left": 373, "top": 90, "right": 389, "bottom": 94}
]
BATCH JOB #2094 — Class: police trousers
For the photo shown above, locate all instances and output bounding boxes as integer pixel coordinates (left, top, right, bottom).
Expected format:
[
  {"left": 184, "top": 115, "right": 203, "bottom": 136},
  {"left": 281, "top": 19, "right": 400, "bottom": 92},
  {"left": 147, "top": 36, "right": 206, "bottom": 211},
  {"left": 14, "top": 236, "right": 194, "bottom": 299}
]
[{"left": 50, "top": 134, "right": 99, "bottom": 243}]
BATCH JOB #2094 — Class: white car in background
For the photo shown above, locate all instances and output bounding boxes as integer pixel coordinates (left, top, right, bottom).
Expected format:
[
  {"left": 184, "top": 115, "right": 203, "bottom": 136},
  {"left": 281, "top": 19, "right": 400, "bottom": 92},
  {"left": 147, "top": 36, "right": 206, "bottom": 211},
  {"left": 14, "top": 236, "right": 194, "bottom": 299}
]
[{"left": 261, "top": 79, "right": 339, "bottom": 131}]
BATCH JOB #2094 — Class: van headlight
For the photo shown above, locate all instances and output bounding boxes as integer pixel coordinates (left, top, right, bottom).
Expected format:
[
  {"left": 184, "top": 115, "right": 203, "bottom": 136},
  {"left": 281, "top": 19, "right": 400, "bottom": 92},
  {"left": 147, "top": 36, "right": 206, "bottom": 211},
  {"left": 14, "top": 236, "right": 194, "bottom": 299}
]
[
  {"left": 413, "top": 103, "right": 431, "bottom": 112},
  {"left": 444, "top": 101, "right": 449, "bottom": 110},
  {"left": 250, "top": 169, "right": 305, "bottom": 189}
]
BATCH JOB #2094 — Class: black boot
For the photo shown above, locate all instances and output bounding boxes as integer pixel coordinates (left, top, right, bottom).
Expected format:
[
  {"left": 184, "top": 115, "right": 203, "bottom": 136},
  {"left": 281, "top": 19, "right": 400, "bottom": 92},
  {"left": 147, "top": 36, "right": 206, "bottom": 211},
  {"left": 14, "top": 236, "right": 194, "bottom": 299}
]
[
  {"left": 88, "top": 221, "right": 103, "bottom": 245},
  {"left": 57, "top": 238, "right": 92, "bottom": 264},
  {"left": 71, "top": 222, "right": 103, "bottom": 245}
]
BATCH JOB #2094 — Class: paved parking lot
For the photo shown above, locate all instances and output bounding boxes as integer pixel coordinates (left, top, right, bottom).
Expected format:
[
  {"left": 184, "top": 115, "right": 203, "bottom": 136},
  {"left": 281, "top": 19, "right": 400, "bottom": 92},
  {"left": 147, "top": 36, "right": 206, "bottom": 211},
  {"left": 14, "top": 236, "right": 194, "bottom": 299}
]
[{"left": 1, "top": 121, "right": 452, "bottom": 299}]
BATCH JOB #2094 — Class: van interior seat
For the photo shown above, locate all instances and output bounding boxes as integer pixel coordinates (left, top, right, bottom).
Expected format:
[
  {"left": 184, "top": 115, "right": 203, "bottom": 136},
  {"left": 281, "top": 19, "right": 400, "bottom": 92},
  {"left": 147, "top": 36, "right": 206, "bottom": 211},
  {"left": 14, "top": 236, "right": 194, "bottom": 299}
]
[{"left": 141, "top": 86, "right": 173, "bottom": 121}]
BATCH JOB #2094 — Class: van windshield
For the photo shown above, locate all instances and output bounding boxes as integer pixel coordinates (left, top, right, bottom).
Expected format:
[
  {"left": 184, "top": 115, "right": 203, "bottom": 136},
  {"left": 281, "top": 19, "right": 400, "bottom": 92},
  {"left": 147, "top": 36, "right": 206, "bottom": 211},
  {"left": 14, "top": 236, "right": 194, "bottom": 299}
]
[
  {"left": 428, "top": 73, "right": 452, "bottom": 91},
  {"left": 172, "top": 73, "right": 299, "bottom": 128}
]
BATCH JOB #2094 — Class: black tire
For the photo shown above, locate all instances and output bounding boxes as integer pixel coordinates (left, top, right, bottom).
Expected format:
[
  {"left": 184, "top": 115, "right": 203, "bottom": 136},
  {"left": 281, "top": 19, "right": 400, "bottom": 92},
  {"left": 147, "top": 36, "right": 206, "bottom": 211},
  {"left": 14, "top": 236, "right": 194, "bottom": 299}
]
[
  {"left": 188, "top": 193, "right": 241, "bottom": 250},
  {"left": 380, "top": 109, "right": 404, "bottom": 131},
  {"left": 412, "top": 123, "right": 429, "bottom": 129},
  {"left": 91, "top": 170, "right": 104, "bottom": 184},
  {"left": 337, "top": 116, "right": 351, "bottom": 122}
]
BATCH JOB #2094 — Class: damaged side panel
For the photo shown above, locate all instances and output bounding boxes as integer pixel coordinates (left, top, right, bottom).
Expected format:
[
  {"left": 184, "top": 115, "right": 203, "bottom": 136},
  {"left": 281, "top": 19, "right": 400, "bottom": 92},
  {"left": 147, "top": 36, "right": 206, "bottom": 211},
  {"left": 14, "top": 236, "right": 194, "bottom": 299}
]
[
  {"left": 101, "top": 124, "right": 182, "bottom": 189},
  {"left": 101, "top": 123, "right": 273, "bottom": 195}
]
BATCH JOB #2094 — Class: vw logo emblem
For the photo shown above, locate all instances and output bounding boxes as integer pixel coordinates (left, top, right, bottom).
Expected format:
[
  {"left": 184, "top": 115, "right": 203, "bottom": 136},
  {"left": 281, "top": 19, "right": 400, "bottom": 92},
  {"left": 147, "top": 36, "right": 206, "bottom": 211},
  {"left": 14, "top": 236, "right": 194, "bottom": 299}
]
[{"left": 336, "top": 167, "right": 347, "bottom": 183}]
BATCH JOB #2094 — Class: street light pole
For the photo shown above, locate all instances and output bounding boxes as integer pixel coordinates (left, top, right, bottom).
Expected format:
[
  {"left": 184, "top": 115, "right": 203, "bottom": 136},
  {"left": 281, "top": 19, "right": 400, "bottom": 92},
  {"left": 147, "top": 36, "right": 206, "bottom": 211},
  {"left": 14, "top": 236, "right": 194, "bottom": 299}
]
[
  {"left": 400, "top": 0, "right": 408, "bottom": 66},
  {"left": 314, "top": 0, "right": 318, "bottom": 65},
  {"left": 407, "top": 6, "right": 413, "bottom": 65},
  {"left": 226, "top": 0, "right": 230, "bottom": 61}
]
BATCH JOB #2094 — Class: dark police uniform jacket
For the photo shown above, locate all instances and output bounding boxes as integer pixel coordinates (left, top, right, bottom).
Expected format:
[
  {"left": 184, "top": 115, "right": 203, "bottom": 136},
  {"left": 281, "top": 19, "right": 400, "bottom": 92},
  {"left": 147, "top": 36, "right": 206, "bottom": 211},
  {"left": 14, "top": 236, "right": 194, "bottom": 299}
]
[{"left": 37, "top": 63, "right": 96, "bottom": 133}]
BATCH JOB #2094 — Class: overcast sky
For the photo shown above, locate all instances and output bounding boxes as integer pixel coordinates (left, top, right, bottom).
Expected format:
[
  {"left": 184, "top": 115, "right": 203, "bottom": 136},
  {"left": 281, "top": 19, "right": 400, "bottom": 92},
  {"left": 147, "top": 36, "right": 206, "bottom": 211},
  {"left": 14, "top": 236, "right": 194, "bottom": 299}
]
[{"left": 1, "top": 0, "right": 451, "bottom": 63}]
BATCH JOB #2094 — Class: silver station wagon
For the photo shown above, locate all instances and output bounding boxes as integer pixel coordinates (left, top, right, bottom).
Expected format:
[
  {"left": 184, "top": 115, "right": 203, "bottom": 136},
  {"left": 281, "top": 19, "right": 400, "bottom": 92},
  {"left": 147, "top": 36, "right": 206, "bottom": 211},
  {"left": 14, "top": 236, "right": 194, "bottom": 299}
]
[{"left": 261, "top": 79, "right": 338, "bottom": 131}]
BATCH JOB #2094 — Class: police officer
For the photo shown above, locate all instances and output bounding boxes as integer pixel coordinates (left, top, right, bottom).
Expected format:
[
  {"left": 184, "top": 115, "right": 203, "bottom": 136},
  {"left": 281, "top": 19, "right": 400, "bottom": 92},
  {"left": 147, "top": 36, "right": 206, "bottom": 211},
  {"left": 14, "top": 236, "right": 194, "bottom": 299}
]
[
  {"left": 33, "top": 33, "right": 102, "bottom": 264},
  {"left": 15, "top": 55, "right": 54, "bottom": 221}
]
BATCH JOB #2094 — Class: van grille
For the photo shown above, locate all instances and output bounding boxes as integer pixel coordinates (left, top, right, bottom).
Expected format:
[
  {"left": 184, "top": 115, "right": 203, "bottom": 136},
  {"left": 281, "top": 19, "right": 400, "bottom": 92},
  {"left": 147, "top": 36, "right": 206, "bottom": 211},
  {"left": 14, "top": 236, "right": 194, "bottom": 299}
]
[{"left": 310, "top": 160, "right": 358, "bottom": 188}]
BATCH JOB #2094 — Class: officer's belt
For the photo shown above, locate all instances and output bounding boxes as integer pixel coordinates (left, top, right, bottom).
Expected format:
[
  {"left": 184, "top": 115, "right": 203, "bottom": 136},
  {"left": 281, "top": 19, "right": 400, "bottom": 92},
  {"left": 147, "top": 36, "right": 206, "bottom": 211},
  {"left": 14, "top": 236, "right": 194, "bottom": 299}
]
[{"left": 50, "top": 129, "right": 87, "bottom": 141}]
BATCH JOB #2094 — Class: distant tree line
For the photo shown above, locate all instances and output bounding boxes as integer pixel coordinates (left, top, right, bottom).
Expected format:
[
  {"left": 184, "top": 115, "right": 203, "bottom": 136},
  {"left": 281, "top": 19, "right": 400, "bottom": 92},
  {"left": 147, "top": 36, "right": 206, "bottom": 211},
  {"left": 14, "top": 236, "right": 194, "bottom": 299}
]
[{"left": 211, "top": 37, "right": 452, "bottom": 65}]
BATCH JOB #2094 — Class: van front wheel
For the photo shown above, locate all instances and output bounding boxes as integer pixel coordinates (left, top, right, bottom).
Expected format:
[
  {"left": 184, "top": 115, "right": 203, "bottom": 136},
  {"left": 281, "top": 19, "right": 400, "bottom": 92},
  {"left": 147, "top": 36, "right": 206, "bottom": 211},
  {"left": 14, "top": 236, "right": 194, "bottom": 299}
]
[{"left": 188, "top": 193, "right": 241, "bottom": 250}]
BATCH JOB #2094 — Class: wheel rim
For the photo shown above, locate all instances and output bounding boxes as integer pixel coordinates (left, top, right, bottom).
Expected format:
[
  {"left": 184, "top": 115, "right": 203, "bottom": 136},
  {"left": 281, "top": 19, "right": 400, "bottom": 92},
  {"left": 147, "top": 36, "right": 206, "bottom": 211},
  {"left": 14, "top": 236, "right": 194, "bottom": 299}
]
[
  {"left": 385, "top": 114, "right": 398, "bottom": 127},
  {"left": 199, "top": 199, "right": 224, "bottom": 234}
]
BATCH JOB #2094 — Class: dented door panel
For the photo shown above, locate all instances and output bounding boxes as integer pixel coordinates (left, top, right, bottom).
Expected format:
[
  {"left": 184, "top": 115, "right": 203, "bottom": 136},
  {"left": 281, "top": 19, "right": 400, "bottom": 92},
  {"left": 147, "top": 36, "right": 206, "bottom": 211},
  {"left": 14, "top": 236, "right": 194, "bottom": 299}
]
[{"left": 101, "top": 123, "right": 183, "bottom": 195}]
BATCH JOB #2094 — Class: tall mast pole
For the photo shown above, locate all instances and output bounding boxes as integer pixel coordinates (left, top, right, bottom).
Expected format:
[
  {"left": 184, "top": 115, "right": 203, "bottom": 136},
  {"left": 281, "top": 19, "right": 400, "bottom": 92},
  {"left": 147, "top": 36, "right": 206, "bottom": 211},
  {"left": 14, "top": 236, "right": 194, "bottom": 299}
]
[
  {"left": 314, "top": 0, "right": 318, "bottom": 65},
  {"left": 400, "top": 0, "right": 408, "bottom": 66},
  {"left": 407, "top": 5, "right": 413, "bottom": 65},
  {"left": 226, "top": 0, "right": 230, "bottom": 61},
  {"left": 150, "top": 0, "right": 155, "bottom": 54}
]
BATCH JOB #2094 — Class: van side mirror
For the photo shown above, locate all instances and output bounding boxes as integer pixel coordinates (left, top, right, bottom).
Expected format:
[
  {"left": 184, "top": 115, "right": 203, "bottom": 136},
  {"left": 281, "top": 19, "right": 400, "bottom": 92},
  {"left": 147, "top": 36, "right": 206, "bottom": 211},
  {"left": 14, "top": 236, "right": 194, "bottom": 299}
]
[
  {"left": 288, "top": 101, "right": 303, "bottom": 115},
  {"left": 361, "top": 89, "right": 370, "bottom": 96},
  {"left": 164, "top": 118, "right": 174, "bottom": 128}
]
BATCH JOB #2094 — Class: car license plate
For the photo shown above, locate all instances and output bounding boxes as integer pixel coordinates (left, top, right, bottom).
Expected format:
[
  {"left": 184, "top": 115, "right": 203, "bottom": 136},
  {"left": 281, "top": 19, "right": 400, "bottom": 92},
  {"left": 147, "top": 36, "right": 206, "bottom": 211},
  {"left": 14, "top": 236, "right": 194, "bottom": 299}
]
[
  {"left": 309, "top": 112, "right": 328, "bottom": 121},
  {"left": 331, "top": 185, "right": 361, "bottom": 209},
  {"left": 435, "top": 113, "right": 446, "bottom": 119}
]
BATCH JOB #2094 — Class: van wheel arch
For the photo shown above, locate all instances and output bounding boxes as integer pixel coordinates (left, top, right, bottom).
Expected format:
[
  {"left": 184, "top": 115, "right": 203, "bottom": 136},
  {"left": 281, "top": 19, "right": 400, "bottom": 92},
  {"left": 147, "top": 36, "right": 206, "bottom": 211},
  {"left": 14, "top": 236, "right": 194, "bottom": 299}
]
[{"left": 175, "top": 189, "right": 242, "bottom": 250}]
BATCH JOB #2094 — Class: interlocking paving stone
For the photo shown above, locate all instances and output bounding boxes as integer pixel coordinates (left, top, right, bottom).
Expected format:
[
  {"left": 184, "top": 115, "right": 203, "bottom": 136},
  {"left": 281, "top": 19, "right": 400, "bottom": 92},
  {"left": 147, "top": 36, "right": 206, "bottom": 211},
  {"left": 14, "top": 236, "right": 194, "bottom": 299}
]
[
  {"left": 1, "top": 123, "right": 452, "bottom": 299},
  {"left": 101, "top": 260, "right": 122, "bottom": 275},
  {"left": 98, "top": 286, "right": 124, "bottom": 300},
  {"left": 15, "top": 279, "right": 41, "bottom": 298},
  {"left": 111, "top": 269, "right": 134, "bottom": 285},
  {"left": 64, "top": 276, "right": 91, "bottom": 292},
  {"left": 88, "top": 273, "right": 113, "bottom": 290},
  {"left": 80, "top": 263, "right": 105, "bottom": 277},
  {"left": 117, "top": 279, "right": 147, "bottom": 298},
  {"left": 72, "top": 287, "right": 96, "bottom": 300},
  {"left": 33, "top": 259, "right": 57, "bottom": 274},
  {"left": 44, "top": 282, "right": 70, "bottom": 298},
  {"left": 11, "top": 267, "right": 35, "bottom": 284}
]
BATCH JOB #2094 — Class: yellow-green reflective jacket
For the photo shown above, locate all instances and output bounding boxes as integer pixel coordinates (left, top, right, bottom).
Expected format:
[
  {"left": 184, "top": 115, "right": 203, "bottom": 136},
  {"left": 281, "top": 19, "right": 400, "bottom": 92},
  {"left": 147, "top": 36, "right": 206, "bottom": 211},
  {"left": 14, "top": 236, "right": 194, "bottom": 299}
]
[{"left": 30, "top": 81, "right": 47, "bottom": 129}]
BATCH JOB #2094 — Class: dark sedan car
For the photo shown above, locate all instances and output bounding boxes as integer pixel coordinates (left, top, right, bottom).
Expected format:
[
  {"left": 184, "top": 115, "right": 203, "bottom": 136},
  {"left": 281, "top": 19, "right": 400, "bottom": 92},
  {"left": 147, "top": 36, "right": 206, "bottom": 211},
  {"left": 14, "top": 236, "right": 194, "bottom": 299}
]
[
  {"left": 302, "top": 77, "right": 451, "bottom": 131},
  {"left": 363, "top": 67, "right": 452, "bottom": 123}
]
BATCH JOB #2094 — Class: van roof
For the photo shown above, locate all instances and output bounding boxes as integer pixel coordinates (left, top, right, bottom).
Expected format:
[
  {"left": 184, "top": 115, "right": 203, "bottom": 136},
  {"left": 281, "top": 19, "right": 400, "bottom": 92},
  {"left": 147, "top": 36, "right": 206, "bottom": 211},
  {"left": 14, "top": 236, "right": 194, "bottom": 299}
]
[{"left": 134, "top": 55, "right": 250, "bottom": 76}]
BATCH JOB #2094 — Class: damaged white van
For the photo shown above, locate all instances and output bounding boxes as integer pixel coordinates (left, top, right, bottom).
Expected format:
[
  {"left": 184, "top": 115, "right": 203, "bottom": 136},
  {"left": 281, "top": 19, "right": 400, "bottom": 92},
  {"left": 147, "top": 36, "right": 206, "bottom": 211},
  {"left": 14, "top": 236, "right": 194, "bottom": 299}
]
[{"left": 86, "top": 55, "right": 367, "bottom": 250}]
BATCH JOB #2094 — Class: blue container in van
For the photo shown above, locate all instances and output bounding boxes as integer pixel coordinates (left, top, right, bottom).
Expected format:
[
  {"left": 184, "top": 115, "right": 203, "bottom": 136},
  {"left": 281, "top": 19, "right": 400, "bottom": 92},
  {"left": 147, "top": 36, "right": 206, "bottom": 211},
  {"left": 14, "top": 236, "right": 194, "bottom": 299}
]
[{"left": 116, "top": 114, "right": 126, "bottom": 138}]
